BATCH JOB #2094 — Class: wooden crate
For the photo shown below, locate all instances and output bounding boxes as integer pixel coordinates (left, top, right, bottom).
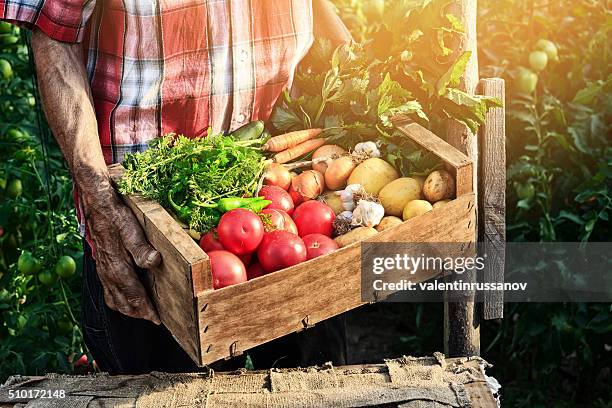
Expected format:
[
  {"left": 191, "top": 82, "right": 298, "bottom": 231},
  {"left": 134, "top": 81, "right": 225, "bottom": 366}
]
[{"left": 108, "top": 121, "right": 476, "bottom": 366}]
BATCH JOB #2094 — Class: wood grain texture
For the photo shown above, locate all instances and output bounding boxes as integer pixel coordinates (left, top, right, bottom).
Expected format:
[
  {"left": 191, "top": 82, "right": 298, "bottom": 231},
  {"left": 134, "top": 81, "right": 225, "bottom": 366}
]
[
  {"left": 108, "top": 164, "right": 207, "bottom": 364},
  {"left": 444, "top": 0, "right": 481, "bottom": 358},
  {"left": 392, "top": 120, "right": 473, "bottom": 196},
  {"left": 478, "top": 78, "right": 506, "bottom": 320},
  {"left": 197, "top": 194, "right": 476, "bottom": 365}
]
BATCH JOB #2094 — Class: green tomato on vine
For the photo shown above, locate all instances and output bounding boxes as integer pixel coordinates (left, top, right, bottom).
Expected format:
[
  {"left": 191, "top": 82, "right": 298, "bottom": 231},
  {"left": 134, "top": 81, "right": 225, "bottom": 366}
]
[
  {"left": 6, "top": 179, "right": 22, "bottom": 198},
  {"left": 38, "top": 270, "right": 57, "bottom": 286},
  {"left": 55, "top": 255, "right": 77, "bottom": 279},
  {"left": 0, "top": 59, "right": 13, "bottom": 81},
  {"left": 18, "top": 251, "right": 42, "bottom": 275},
  {"left": 517, "top": 68, "right": 538, "bottom": 94},
  {"left": 529, "top": 51, "right": 548, "bottom": 72},
  {"left": 536, "top": 39, "right": 559, "bottom": 62}
]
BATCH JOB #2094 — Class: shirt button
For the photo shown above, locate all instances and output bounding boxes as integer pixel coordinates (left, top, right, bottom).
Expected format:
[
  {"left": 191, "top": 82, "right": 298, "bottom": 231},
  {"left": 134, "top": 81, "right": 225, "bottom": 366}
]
[
  {"left": 240, "top": 49, "right": 248, "bottom": 62},
  {"left": 237, "top": 113, "right": 246, "bottom": 122}
]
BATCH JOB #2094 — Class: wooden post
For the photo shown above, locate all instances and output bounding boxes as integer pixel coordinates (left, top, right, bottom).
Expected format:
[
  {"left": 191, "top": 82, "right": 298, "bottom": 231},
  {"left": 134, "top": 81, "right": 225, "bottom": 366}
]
[
  {"left": 478, "top": 78, "right": 506, "bottom": 320},
  {"left": 444, "top": 0, "right": 481, "bottom": 357}
]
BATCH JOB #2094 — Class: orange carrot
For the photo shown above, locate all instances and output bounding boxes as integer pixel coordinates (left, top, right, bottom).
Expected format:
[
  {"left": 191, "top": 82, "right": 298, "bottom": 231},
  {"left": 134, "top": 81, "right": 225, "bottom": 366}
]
[
  {"left": 263, "top": 128, "right": 323, "bottom": 152},
  {"left": 273, "top": 139, "right": 327, "bottom": 164}
]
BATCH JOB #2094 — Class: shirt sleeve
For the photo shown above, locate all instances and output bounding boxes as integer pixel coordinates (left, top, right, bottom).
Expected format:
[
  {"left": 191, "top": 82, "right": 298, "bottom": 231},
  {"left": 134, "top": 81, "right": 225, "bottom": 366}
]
[{"left": 0, "top": 0, "right": 96, "bottom": 43}]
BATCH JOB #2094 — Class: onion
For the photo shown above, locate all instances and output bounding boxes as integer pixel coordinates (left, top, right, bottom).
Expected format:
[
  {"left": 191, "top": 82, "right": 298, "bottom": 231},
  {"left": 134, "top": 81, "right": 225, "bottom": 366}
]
[
  {"left": 325, "top": 156, "right": 356, "bottom": 190},
  {"left": 291, "top": 170, "right": 325, "bottom": 202},
  {"left": 263, "top": 163, "right": 292, "bottom": 191},
  {"left": 312, "top": 145, "right": 347, "bottom": 174}
]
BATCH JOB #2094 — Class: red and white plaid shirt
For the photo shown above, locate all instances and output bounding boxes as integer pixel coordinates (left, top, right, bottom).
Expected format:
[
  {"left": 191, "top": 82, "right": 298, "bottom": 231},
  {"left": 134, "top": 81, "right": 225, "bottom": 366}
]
[{"left": 1, "top": 0, "right": 314, "bottom": 164}]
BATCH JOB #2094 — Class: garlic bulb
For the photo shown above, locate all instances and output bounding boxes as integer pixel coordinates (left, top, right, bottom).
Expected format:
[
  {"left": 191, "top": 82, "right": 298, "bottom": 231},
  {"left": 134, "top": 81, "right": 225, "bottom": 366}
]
[
  {"left": 354, "top": 141, "right": 381, "bottom": 158},
  {"left": 339, "top": 184, "right": 362, "bottom": 212},
  {"left": 333, "top": 210, "right": 354, "bottom": 236},
  {"left": 338, "top": 210, "right": 353, "bottom": 222},
  {"left": 351, "top": 200, "right": 385, "bottom": 228}
]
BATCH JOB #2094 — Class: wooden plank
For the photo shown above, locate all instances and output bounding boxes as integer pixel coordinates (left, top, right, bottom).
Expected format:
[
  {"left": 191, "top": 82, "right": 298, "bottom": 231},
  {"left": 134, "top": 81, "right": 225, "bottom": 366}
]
[
  {"left": 197, "top": 194, "right": 476, "bottom": 365},
  {"left": 444, "top": 0, "right": 481, "bottom": 358},
  {"left": 478, "top": 78, "right": 506, "bottom": 320},
  {"left": 393, "top": 120, "right": 473, "bottom": 196},
  {"left": 108, "top": 164, "right": 207, "bottom": 364}
]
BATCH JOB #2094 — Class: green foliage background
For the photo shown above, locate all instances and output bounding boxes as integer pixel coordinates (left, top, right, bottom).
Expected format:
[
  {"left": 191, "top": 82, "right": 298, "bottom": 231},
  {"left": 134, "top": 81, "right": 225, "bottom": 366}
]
[{"left": 0, "top": 0, "right": 610, "bottom": 405}]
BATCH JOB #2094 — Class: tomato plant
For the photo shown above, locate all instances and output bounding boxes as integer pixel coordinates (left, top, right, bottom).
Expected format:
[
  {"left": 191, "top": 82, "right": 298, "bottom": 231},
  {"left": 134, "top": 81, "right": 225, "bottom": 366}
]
[{"left": 1, "top": 27, "right": 85, "bottom": 379}]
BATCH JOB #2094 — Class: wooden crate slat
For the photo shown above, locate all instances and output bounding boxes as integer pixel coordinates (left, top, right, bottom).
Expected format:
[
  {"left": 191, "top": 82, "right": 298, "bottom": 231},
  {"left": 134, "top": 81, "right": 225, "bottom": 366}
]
[
  {"left": 108, "top": 164, "right": 207, "bottom": 363},
  {"left": 391, "top": 120, "right": 474, "bottom": 196},
  {"left": 478, "top": 78, "right": 506, "bottom": 320},
  {"left": 196, "top": 193, "right": 476, "bottom": 365}
]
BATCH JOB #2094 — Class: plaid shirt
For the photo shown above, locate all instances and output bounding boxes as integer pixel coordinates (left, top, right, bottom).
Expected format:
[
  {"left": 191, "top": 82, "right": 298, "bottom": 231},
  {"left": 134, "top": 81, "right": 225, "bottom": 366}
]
[{"left": 1, "top": 0, "right": 314, "bottom": 164}]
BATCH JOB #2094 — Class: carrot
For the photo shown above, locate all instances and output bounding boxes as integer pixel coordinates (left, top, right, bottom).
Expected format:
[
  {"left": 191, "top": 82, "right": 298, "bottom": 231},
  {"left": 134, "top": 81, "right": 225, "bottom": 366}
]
[
  {"left": 273, "top": 139, "right": 327, "bottom": 164},
  {"left": 263, "top": 128, "right": 323, "bottom": 152}
]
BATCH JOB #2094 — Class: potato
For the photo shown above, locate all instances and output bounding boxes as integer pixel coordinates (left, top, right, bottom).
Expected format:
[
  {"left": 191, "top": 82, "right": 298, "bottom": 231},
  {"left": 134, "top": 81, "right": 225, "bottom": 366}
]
[
  {"left": 402, "top": 200, "right": 433, "bottom": 221},
  {"left": 423, "top": 170, "right": 455, "bottom": 202},
  {"left": 319, "top": 192, "right": 344, "bottom": 215},
  {"left": 376, "top": 216, "right": 404, "bottom": 232},
  {"left": 378, "top": 178, "right": 422, "bottom": 217},
  {"left": 347, "top": 158, "right": 399, "bottom": 195},
  {"left": 432, "top": 199, "right": 451, "bottom": 209},
  {"left": 334, "top": 227, "right": 378, "bottom": 248}
]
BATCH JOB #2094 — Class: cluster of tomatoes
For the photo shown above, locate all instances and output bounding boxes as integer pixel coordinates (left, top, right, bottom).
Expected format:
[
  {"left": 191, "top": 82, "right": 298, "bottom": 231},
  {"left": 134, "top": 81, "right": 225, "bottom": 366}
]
[{"left": 199, "top": 185, "right": 337, "bottom": 289}]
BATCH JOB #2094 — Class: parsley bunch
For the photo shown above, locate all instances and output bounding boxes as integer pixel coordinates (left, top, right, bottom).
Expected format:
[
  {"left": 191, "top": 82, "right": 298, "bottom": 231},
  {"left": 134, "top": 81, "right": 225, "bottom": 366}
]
[{"left": 119, "top": 133, "right": 267, "bottom": 232}]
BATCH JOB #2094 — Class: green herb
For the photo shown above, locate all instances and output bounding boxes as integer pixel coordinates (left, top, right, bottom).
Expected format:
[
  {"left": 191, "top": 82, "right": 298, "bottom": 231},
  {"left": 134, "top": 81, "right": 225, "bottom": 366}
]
[
  {"left": 119, "top": 133, "right": 268, "bottom": 232},
  {"left": 271, "top": 0, "right": 501, "bottom": 175}
]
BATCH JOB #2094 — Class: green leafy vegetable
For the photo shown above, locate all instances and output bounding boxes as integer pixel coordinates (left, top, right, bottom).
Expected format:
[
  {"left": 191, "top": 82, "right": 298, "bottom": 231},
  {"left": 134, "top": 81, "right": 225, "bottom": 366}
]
[
  {"left": 119, "top": 133, "right": 267, "bottom": 232},
  {"left": 271, "top": 0, "right": 500, "bottom": 175}
]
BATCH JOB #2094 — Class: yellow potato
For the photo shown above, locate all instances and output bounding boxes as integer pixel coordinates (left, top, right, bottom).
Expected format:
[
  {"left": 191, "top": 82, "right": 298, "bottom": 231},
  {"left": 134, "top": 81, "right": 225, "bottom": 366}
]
[
  {"left": 432, "top": 199, "right": 451, "bottom": 209},
  {"left": 347, "top": 158, "right": 399, "bottom": 195},
  {"left": 378, "top": 177, "right": 422, "bottom": 217},
  {"left": 423, "top": 170, "right": 455, "bottom": 202},
  {"left": 376, "top": 216, "right": 404, "bottom": 232},
  {"left": 334, "top": 227, "right": 378, "bottom": 248},
  {"left": 402, "top": 200, "right": 433, "bottom": 221}
]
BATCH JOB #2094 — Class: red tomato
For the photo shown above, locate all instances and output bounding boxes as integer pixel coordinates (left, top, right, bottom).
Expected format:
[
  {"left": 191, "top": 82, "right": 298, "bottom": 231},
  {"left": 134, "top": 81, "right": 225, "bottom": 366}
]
[
  {"left": 260, "top": 208, "right": 298, "bottom": 235},
  {"left": 199, "top": 229, "right": 224, "bottom": 252},
  {"left": 258, "top": 185, "right": 294, "bottom": 215},
  {"left": 239, "top": 252, "right": 253, "bottom": 267},
  {"left": 292, "top": 201, "right": 335, "bottom": 237},
  {"left": 217, "top": 209, "right": 264, "bottom": 255},
  {"left": 257, "top": 231, "right": 307, "bottom": 273},
  {"left": 247, "top": 262, "right": 266, "bottom": 280},
  {"left": 208, "top": 250, "right": 247, "bottom": 289},
  {"left": 302, "top": 234, "right": 339, "bottom": 260},
  {"left": 288, "top": 184, "right": 304, "bottom": 206}
]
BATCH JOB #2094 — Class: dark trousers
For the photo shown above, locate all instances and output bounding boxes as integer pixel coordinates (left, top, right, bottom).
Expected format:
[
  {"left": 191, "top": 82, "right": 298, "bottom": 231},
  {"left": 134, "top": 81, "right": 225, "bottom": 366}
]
[{"left": 81, "top": 242, "right": 347, "bottom": 374}]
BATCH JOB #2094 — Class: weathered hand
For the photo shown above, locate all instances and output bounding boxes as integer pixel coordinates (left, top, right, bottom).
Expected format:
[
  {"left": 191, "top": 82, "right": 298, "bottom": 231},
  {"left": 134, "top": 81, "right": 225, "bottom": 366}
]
[{"left": 82, "top": 177, "right": 162, "bottom": 324}]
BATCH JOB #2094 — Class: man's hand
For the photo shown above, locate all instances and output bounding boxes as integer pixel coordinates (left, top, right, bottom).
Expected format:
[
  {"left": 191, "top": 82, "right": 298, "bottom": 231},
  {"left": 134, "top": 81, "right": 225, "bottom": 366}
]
[
  {"left": 313, "top": 0, "right": 353, "bottom": 46},
  {"left": 82, "top": 178, "right": 162, "bottom": 323},
  {"left": 30, "top": 29, "right": 162, "bottom": 324}
]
